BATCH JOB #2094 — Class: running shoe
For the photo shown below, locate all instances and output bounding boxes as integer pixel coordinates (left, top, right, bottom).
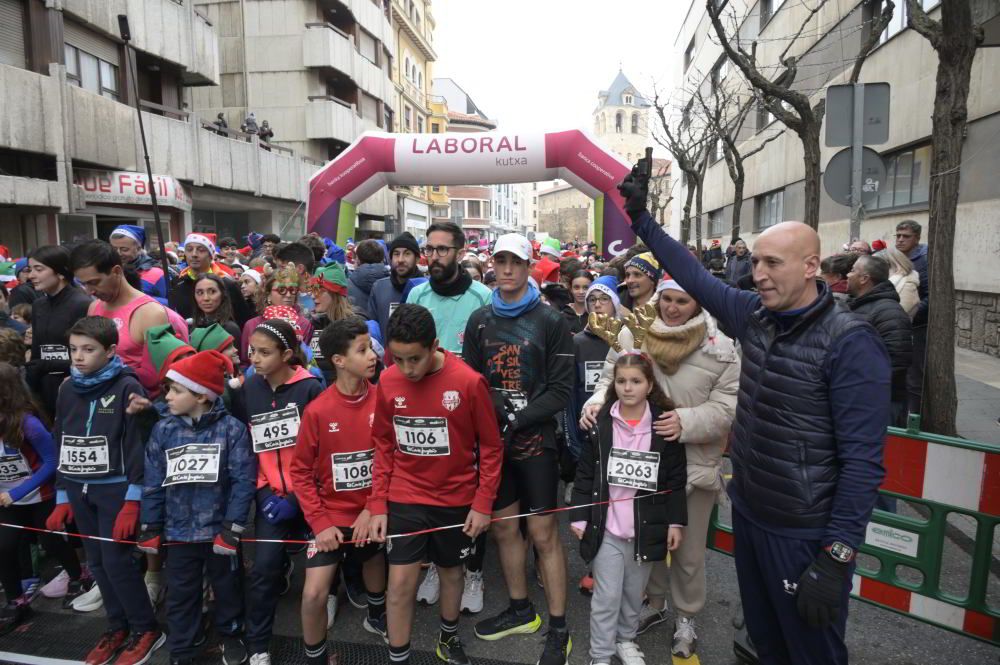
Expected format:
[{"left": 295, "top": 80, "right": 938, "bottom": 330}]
[
  {"left": 248, "top": 654, "right": 271, "bottom": 665},
  {"left": 113, "top": 630, "right": 165, "bottom": 665},
  {"left": 362, "top": 613, "right": 388, "bottom": 643},
  {"left": 635, "top": 601, "right": 669, "bottom": 636},
  {"left": 578, "top": 573, "right": 593, "bottom": 596},
  {"left": 416, "top": 564, "right": 440, "bottom": 605},
  {"left": 279, "top": 559, "right": 295, "bottom": 596},
  {"left": 72, "top": 583, "right": 104, "bottom": 612},
  {"left": 536, "top": 629, "right": 571, "bottom": 665},
  {"left": 0, "top": 601, "right": 32, "bottom": 637},
  {"left": 435, "top": 634, "right": 470, "bottom": 665},
  {"left": 219, "top": 635, "right": 249, "bottom": 665},
  {"left": 84, "top": 628, "right": 128, "bottom": 665},
  {"left": 40, "top": 570, "right": 70, "bottom": 598},
  {"left": 460, "top": 569, "right": 484, "bottom": 614},
  {"left": 343, "top": 572, "right": 367, "bottom": 609},
  {"left": 671, "top": 616, "right": 698, "bottom": 658},
  {"left": 326, "top": 594, "right": 338, "bottom": 629},
  {"left": 614, "top": 640, "right": 646, "bottom": 665},
  {"left": 474, "top": 605, "right": 542, "bottom": 640}
]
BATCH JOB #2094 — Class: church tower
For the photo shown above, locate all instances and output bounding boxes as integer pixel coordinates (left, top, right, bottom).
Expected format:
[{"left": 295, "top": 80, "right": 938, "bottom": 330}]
[{"left": 594, "top": 70, "right": 651, "bottom": 163}]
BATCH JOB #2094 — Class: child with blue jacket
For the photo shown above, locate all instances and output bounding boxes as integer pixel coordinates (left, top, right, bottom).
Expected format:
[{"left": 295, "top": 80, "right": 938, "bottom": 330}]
[{"left": 138, "top": 350, "right": 256, "bottom": 665}]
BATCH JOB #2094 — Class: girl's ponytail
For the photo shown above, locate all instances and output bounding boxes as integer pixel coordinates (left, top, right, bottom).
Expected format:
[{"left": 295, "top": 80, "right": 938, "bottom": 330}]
[{"left": 254, "top": 318, "right": 306, "bottom": 367}]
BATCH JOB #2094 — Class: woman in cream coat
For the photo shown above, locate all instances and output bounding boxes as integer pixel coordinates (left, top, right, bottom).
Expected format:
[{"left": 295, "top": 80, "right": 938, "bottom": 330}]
[{"left": 579, "top": 277, "right": 739, "bottom": 660}]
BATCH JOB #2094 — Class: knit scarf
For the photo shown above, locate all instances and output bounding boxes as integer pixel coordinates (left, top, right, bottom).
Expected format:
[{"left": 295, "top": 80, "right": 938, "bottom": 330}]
[
  {"left": 643, "top": 313, "right": 708, "bottom": 376},
  {"left": 429, "top": 267, "right": 473, "bottom": 298},
  {"left": 71, "top": 356, "right": 125, "bottom": 389},
  {"left": 491, "top": 284, "right": 541, "bottom": 319},
  {"left": 180, "top": 261, "right": 231, "bottom": 281}
]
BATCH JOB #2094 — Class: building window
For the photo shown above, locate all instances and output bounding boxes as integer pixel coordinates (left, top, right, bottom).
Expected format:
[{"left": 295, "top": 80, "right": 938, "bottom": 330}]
[
  {"left": 467, "top": 200, "right": 481, "bottom": 218},
  {"left": 683, "top": 36, "right": 695, "bottom": 71},
  {"left": 760, "top": 0, "right": 785, "bottom": 28},
  {"left": 879, "top": 0, "right": 939, "bottom": 44},
  {"left": 404, "top": 57, "right": 411, "bottom": 79},
  {"left": 631, "top": 112, "right": 639, "bottom": 134},
  {"left": 417, "top": 116, "right": 424, "bottom": 133},
  {"left": 711, "top": 138, "right": 724, "bottom": 163},
  {"left": 708, "top": 209, "right": 724, "bottom": 237},
  {"left": 432, "top": 185, "right": 440, "bottom": 192},
  {"left": 624, "top": 93, "right": 633, "bottom": 105},
  {"left": 404, "top": 106, "right": 412, "bottom": 130},
  {"left": 431, "top": 122, "right": 440, "bottom": 133},
  {"left": 450, "top": 200, "right": 465, "bottom": 220},
  {"left": 756, "top": 102, "right": 774, "bottom": 131},
  {"left": 755, "top": 189, "right": 784, "bottom": 230},
  {"left": 615, "top": 111, "right": 623, "bottom": 133},
  {"left": 65, "top": 44, "right": 118, "bottom": 100},
  {"left": 358, "top": 29, "right": 378, "bottom": 65},
  {"left": 874, "top": 144, "right": 931, "bottom": 210}
]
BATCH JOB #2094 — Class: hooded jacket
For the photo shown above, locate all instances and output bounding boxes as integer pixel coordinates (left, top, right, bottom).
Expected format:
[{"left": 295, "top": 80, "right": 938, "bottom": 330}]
[
  {"left": 568, "top": 329, "right": 610, "bottom": 459},
  {"left": 52, "top": 364, "right": 146, "bottom": 497},
  {"left": 131, "top": 253, "right": 168, "bottom": 305},
  {"left": 238, "top": 367, "right": 323, "bottom": 498},
  {"left": 141, "top": 398, "right": 256, "bottom": 541},
  {"left": 348, "top": 263, "right": 389, "bottom": 319},
  {"left": 848, "top": 281, "right": 912, "bottom": 402},
  {"left": 725, "top": 252, "right": 753, "bottom": 285},
  {"left": 368, "top": 268, "right": 422, "bottom": 337},
  {"left": 907, "top": 244, "right": 929, "bottom": 326},
  {"left": 27, "top": 284, "right": 93, "bottom": 418},
  {"left": 569, "top": 401, "right": 687, "bottom": 564}
]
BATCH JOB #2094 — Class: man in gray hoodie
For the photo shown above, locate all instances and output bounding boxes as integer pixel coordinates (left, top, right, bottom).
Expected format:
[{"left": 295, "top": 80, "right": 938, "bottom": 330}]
[{"left": 348, "top": 239, "right": 389, "bottom": 320}]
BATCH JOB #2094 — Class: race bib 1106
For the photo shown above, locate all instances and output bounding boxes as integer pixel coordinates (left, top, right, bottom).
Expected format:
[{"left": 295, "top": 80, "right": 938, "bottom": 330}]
[
  {"left": 59, "top": 436, "right": 110, "bottom": 475},
  {"left": 393, "top": 416, "right": 450, "bottom": 457},
  {"left": 163, "top": 443, "right": 221, "bottom": 486},
  {"left": 607, "top": 447, "right": 659, "bottom": 492},
  {"left": 250, "top": 405, "right": 301, "bottom": 453},
  {"left": 332, "top": 449, "right": 374, "bottom": 492}
]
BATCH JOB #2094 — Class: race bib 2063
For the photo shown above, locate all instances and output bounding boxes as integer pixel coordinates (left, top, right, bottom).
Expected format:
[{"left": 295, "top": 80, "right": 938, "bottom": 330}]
[{"left": 607, "top": 447, "right": 660, "bottom": 492}]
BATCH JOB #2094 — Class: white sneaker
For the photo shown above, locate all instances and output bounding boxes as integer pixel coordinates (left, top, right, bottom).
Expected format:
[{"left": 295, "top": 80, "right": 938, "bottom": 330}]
[
  {"left": 460, "top": 569, "right": 484, "bottom": 614},
  {"left": 145, "top": 578, "right": 164, "bottom": 608},
  {"left": 671, "top": 616, "right": 698, "bottom": 658},
  {"left": 71, "top": 583, "right": 103, "bottom": 612},
  {"left": 563, "top": 482, "right": 574, "bottom": 506},
  {"left": 615, "top": 641, "right": 647, "bottom": 665},
  {"left": 40, "top": 570, "right": 70, "bottom": 598},
  {"left": 249, "top": 652, "right": 271, "bottom": 665},
  {"left": 326, "top": 594, "right": 338, "bottom": 629},
  {"left": 416, "top": 564, "right": 440, "bottom": 605}
]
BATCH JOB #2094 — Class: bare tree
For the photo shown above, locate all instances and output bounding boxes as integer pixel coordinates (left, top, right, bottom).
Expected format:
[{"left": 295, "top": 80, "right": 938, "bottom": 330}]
[
  {"left": 706, "top": 0, "right": 895, "bottom": 228},
  {"left": 905, "top": 0, "right": 986, "bottom": 436},
  {"left": 694, "top": 83, "right": 785, "bottom": 243},
  {"left": 647, "top": 160, "right": 673, "bottom": 228},
  {"left": 650, "top": 89, "right": 713, "bottom": 246}
]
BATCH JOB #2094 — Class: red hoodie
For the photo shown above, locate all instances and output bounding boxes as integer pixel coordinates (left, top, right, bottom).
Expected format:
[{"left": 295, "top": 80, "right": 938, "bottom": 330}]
[
  {"left": 290, "top": 381, "right": 377, "bottom": 534},
  {"left": 368, "top": 350, "right": 503, "bottom": 516}
]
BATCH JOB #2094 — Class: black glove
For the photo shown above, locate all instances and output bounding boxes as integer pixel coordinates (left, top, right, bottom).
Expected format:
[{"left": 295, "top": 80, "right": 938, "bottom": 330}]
[
  {"left": 617, "top": 172, "right": 648, "bottom": 221},
  {"left": 795, "top": 551, "right": 851, "bottom": 628},
  {"left": 489, "top": 391, "right": 519, "bottom": 443}
]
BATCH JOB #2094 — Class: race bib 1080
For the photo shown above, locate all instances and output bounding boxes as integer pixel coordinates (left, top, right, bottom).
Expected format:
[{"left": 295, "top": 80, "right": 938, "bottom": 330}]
[
  {"left": 393, "top": 416, "right": 450, "bottom": 457},
  {"left": 607, "top": 447, "right": 660, "bottom": 492},
  {"left": 250, "top": 405, "right": 301, "bottom": 453},
  {"left": 163, "top": 443, "right": 221, "bottom": 486},
  {"left": 332, "top": 449, "right": 374, "bottom": 492},
  {"left": 59, "top": 436, "right": 110, "bottom": 475}
]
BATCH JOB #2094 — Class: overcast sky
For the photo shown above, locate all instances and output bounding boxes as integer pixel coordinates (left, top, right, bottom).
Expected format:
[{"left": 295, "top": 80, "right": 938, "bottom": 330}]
[{"left": 432, "top": 0, "right": 684, "bottom": 152}]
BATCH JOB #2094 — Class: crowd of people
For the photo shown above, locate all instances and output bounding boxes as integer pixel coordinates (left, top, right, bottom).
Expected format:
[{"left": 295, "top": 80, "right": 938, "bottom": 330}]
[{"left": 0, "top": 174, "right": 924, "bottom": 665}]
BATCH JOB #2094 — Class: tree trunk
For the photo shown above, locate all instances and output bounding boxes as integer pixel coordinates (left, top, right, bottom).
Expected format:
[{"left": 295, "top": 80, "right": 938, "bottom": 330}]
[
  {"left": 921, "top": 3, "right": 978, "bottom": 436},
  {"left": 731, "top": 172, "right": 745, "bottom": 243},
  {"left": 694, "top": 175, "right": 705, "bottom": 255},
  {"left": 681, "top": 179, "right": 695, "bottom": 246},
  {"left": 801, "top": 123, "right": 823, "bottom": 229}
]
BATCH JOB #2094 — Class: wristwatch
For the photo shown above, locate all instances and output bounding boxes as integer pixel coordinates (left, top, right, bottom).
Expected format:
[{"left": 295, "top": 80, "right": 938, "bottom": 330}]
[{"left": 824, "top": 541, "right": 855, "bottom": 563}]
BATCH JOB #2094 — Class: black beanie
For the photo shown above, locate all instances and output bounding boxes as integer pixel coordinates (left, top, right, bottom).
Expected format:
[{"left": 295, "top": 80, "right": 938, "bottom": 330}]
[{"left": 389, "top": 232, "right": 421, "bottom": 258}]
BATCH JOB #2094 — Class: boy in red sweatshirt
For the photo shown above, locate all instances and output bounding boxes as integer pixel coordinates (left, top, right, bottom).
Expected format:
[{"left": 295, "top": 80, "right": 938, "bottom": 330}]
[
  {"left": 290, "top": 317, "right": 387, "bottom": 665},
  {"left": 365, "top": 304, "right": 503, "bottom": 665}
]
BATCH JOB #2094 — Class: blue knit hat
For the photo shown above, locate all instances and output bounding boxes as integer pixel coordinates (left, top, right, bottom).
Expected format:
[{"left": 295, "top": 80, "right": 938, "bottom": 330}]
[
  {"left": 110, "top": 224, "right": 146, "bottom": 247},
  {"left": 586, "top": 275, "right": 622, "bottom": 317},
  {"left": 625, "top": 252, "right": 661, "bottom": 283}
]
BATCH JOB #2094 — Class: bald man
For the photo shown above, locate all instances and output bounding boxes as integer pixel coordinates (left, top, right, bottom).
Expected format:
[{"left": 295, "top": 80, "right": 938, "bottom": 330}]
[{"left": 617, "top": 173, "right": 889, "bottom": 665}]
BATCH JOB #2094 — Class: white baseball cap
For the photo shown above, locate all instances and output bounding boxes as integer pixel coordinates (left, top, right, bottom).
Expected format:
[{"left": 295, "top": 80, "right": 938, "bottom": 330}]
[{"left": 492, "top": 233, "right": 532, "bottom": 261}]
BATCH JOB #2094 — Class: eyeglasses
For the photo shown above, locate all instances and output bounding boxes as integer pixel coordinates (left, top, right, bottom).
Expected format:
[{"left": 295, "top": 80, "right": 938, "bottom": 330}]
[
  {"left": 272, "top": 285, "right": 299, "bottom": 296},
  {"left": 586, "top": 295, "right": 612, "bottom": 305},
  {"left": 422, "top": 245, "right": 457, "bottom": 257}
]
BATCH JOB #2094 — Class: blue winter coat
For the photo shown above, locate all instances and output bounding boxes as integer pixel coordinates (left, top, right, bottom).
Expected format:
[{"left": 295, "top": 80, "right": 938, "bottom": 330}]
[{"left": 141, "top": 398, "right": 256, "bottom": 542}]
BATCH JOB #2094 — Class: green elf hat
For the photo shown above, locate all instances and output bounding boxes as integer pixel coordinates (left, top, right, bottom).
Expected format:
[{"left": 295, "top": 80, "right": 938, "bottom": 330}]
[
  {"left": 540, "top": 237, "right": 562, "bottom": 259},
  {"left": 190, "top": 323, "right": 236, "bottom": 353},
  {"left": 312, "top": 263, "right": 348, "bottom": 297},
  {"left": 0, "top": 261, "right": 17, "bottom": 284},
  {"left": 145, "top": 323, "right": 195, "bottom": 381}
]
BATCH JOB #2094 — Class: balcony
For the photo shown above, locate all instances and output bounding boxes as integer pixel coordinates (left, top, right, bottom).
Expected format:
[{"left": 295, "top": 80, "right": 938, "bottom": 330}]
[
  {"left": 0, "top": 64, "right": 64, "bottom": 157},
  {"left": 303, "top": 23, "right": 393, "bottom": 104},
  {"left": 391, "top": 0, "right": 436, "bottom": 60},
  {"left": 305, "top": 96, "right": 367, "bottom": 143},
  {"left": 339, "top": 0, "right": 395, "bottom": 60},
  {"left": 62, "top": 0, "right": 219, "bottom": 85},
  {"left": 400, "top": 78, "right": 425, "bottom": 108}
]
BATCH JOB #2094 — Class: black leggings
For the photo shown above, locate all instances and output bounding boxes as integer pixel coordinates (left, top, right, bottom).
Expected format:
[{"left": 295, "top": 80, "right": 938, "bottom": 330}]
[{"left": 0, "top": 499, "right": 82, "bottom": 602}]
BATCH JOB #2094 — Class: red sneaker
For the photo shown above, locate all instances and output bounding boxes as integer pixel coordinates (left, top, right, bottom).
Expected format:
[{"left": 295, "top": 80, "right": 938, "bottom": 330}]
[
  {"left": 579, "top": 573, "right": 594, "bottom": 596},
  {"left": 85, "top": 629, "right": 128, "bottom": 665},
  {"left": 112, "top": 630, "right": 165, "bottom": 665}
]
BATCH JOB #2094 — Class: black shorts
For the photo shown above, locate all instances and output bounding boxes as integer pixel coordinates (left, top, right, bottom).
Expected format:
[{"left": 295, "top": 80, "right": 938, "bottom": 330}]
[
  {"left": 304, "top": 527, "right": 384, "bottom": 568},
  {"left": 493, "top": 447, "right": 559, "bottom": 514},
  {"left": 386, "top": 502, "right": 475, "bottom": 568}
]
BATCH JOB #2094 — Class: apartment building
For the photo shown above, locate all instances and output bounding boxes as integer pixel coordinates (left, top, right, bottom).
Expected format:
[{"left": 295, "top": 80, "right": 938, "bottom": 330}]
[
  {"left": 674, "top": 0, "right": 1000, "bottom": 353},
  {"left": 0, "top": 0, "right": 324, "bottom": 255}
]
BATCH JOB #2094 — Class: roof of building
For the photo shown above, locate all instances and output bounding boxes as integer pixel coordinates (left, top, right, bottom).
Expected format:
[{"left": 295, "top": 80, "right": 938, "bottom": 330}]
[
  {"left": 432, "top": 78, "right": 493, "bottom": 121},
  {"left": 597, "top": 70, "right": 651, "bottom": 109},
  {"left": 447, "top": 110, "right": 498, "bottom": 130}
]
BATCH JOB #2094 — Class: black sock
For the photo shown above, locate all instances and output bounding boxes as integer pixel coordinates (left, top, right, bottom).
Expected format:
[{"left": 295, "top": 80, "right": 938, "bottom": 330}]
[
  {"left": 439, "top": 616, "right": 458, "bottom": 643},
  {"left": 304, "top": 639, "right": 326, "bottom": 665},
  {"left": 549, "top": 614, "right": 566, "bottom": 631},
  {"left": 389, "top": 642, "right": 410, "bottom": 665},
  {"left": 510, "top": 597, "right": 531, "bottom": 615},
  {"left": 367, "top": 591, "right": 386, "bottom": 620}
]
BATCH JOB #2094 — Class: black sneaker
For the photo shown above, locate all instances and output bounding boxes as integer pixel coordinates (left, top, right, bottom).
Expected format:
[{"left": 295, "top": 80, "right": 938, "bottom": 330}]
[
  {"left": 536, "top": 629, "right": 571, "bottom": 665},
  {"left": 62, "top": 576, "right": 95, "bottom": 609},
  {"left": 436, "top": 634, "right": 470, "bottom": 665},
  {"left": 279, "top": 559, "right": 294, "bottom": 596},
  {"left": 220, "top": 635, "right": 249, "bottom": 665},
  {"left": 343, "top": 572, "right": 367, "bottom": 609},
  {"left": 474, "top": 606, "right": 542, "bottom": 641},
  {"left": 0, "top": 602, "right": 32, "bottom": 637}
]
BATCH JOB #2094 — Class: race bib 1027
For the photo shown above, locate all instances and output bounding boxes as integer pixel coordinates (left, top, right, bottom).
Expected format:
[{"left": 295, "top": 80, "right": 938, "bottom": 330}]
[
  {"left": 250, "top": 405, "right": 301, "bottom": 453},
  {"left": 607, "top": 447, "right": 660, "bottom": 492},
  {"left": 393, "top": 416, "right": 450, "bottom": 457},
  {"left": 332, "top": 449, "right": 374, "bottom": 492},
  {"left": 59, "top": 436, "right": 110, "bottom": 475},
  {"left": 163, "top": 443, "right": 221, "bottom": 486}
]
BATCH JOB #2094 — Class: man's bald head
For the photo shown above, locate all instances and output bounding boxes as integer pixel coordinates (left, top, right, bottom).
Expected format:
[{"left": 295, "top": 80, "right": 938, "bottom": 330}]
[{"left": 751, "top": 221, "right": 823, "bottom": 312}]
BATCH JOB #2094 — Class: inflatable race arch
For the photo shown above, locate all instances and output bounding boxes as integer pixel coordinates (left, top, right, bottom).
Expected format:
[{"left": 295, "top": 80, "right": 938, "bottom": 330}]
[{"left": 306, "top": 129, "right": 637, "bottom": 257}]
